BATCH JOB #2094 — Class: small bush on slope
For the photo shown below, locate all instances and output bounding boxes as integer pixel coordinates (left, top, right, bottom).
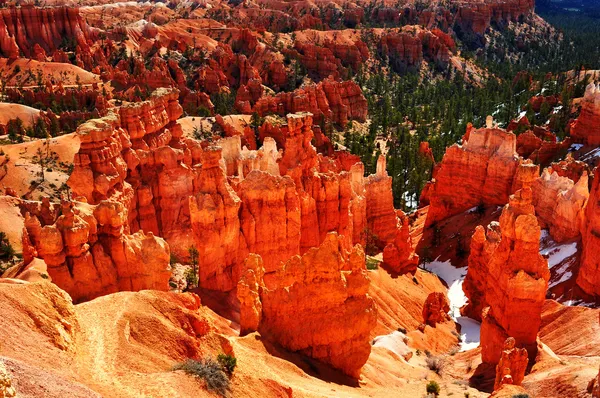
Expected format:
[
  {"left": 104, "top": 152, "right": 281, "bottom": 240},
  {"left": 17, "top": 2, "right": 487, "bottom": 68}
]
[
  {"left": 173, "top": 359, "right": 229, "bottom": 397},
  {"left": 425, "top": 355, "right": 446, "bottom": 375},
  {"left": 217, "top": 354, "right": 237, "bottom": 374},
  {"left": 426, "top": 380, "right": 440, "bottom": 396}
]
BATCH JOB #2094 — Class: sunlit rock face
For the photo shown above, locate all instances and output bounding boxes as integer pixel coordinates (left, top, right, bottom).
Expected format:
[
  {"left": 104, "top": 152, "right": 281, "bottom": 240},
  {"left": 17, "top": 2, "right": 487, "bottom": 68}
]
[
  {"left": 424, "top": 126, "right": 521, "bottom": 226},
  {"left": 570, "top": 83, "right": 600, "bottom": 146},
  {"left": 577, "top": 166, "right": 600, "bottom": 298},
  {"left": 464, "top": 188, "right": 549, "bottom": 364},
  {"left": 258, "top": 233, "right": 377, "bottom": 379}
]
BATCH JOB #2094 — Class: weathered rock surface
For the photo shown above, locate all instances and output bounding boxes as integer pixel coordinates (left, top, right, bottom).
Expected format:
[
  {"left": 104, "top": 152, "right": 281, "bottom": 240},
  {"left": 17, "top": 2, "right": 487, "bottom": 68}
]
[
  {"left": 570, "top": 83, "right": 600, "bottom": 145},
  {"left": 589, "top": 366, "right": 600, "bottom": 398},
  {"left": 494, "top": 337, "right": 528, "bottom": 391},
  {"left": 237, "top": 254, "right": 265, "bottom": 336},
  {"left": 366, "top": 156, "right": 418, "bottom": 274},
  {"left": 577, "top": 166, "right": 600, "bottom": 298},
  {"left": 462, "top": 222, "right": 502, "bottom": 321},
  {"left": 252, "top": 79, "right": 368, "bottom": 127},
  {"left": 258, "top": 233, "right": 377, "bottom": 378},
  {"left": 21, "top": 199, "right": 171, "bottom": 303},
  {"left": 66, "top": 93, "right": 382, "bottom": 294},
  {"left": 424, "top": 126, "right": 520, "bottom": 226},
  {"left": 532, "top": 168, "right": 588, "bottom": 242},
  {"left": 0, "top": 6, "right": 94, "bottom": 59},
  {"left": 465, "top": 188, "right": 549, "bottom": 363},
  {"left": 422, "top": 292, "right": 451, "bottom": 327},
  {"left": 0, "top": 360, "right": 16, "bottom": 398}
]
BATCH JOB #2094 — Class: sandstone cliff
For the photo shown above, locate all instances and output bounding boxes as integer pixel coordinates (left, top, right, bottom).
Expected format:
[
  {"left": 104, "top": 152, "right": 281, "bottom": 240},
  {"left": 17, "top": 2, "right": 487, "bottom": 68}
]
[
  {"left": 464, "top": 188, "right": 549, "bottom": 363},
  {"left": 258, "top": 233, "right": 377, "bottom": 378},
  {"left": 570, "top": 83, "right": 600, "bottom": 145},
  {"left": 424, "top": 125, "right": 520, "bottom": 226},
  {"left": 19, "top": 199, "right": 170, "bottom": 303},
  {"left": 576, "top": 166, "right": 600, "bottom": 298},
  {"left": 0, "top": 6, "right": 95, "bottom": 59}
]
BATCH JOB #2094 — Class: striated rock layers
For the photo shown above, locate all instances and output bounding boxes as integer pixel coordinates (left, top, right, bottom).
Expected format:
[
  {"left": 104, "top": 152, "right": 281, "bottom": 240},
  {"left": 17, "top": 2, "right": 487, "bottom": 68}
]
[
  {"left": 424, "top": 126, "right": 521, "bottom": 226},
  {"left": 0, "top": 6, "right": 95, "bottom": 59},
  {"left": 494, "top": 337, "right": 528, "bottom": 391},
  {"left": 464, "top": 188, "right": 549, "bottom": 363},
  {"left": 577, "top": 166, "right": 600, "bottom": 298},
  {"left": 20, "top": 199, "right": 170, "bottom": 303},
  {"left": 257, "top": 233, "right": 377, "bottom": 378},
  {"left": 570, "top": 83, "right": 600, "bottom": 146}
]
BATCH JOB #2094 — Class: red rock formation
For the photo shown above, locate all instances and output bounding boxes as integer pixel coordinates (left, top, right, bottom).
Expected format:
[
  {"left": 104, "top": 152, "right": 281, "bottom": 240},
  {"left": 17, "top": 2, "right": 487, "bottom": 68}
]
[
  {"left": 237, "top": 254, "right": 264, "bottom": 336},
  {"left": 22, "top": 200, "right": 170, "bottom": 303},
  {"left": 494, "top": 337, "right": 528, "bottom": 391},
  {"left": 422, "top": 292, "right": 451, "bottom": 327},
  {"left": 532, "top": 168, "right": 588, "bottom": 242},
  {"left": 571, "top": 83, "right": 600, "bottom": 145},
  {"left": 0, "top": 6, "right": 95, "bottom": 58},
  {"left": 252, "top": 78, "right": 367, "bottom": 126},
  {"left": 238, "top": 170, "right": 301, "bottom": 273},
  {"left": 258, "top": 233, "right": 377, "bottom": 378},
  {"left": 462, "top": 222, "right": 502, "bottom": 321},
  {"left": 577, "top": 166, "right": 600, "bottom": 298},
  {"left": 456, "top": 0, "right": 534, "bottom": 45},
  {"left": 68, "top": 95, "right": 372, "bottom": 293},
  {"left": 528, "top": 95, "right": 559, "bottom": 113},
  {"left": 549, "top": 156, "right": 589, "bottom": 183},
  {"left": 0, "top": 359, "right": 16, "bottom": 398},
  {"left": 477, "top": 188, "right": 549, "bottom": 363},
  {"left": 516, "top": 131, "right": 541, "bottom": 158},
  {"left": 424, "top": 125, "right": 520, "bottom": 226},
  {"left": 367, "top": 156, "right": 418, "bottom": 274}
]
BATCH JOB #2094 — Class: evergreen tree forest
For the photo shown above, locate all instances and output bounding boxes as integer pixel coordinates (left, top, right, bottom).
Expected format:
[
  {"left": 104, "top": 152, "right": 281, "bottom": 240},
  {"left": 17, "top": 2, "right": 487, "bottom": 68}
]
[{"left": 344, "top": 14, "right": 600, "bottom": 212}]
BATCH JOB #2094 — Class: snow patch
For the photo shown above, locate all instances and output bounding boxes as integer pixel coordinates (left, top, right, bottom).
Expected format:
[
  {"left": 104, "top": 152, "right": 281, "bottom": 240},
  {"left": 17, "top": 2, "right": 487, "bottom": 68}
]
[
  {"left": 373, "top": 331, "right": 411, "bottom": 359},
  {"left": 541, "top": 242, "right": 578, "bottom": 269},
  {"left": 582, "top": 147, "right": 600, "bottom": 161},
  {"left": 424, "top": 258, "right": 481, "bottom": 351},
  {"left": 570, "top": 143, "right": 584, "bottom": 151}
]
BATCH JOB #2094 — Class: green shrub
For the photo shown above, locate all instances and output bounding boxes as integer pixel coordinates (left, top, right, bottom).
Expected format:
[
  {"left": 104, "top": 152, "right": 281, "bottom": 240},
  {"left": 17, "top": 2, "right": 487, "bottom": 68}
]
[
  {"left": 173, "top": 359, "right": 229, "bottom": 397},
  {"left": 184, "top": 268, "right": 198, "bottom": 291},
  {"left": 426, "top": 380, "right": 440, "bottom": 396},
  {"left": 366, "top": 257, "right": 379, "bottom": 270},
  {"left": 217, "top": 353, "right": 237, "bottom": 374}
]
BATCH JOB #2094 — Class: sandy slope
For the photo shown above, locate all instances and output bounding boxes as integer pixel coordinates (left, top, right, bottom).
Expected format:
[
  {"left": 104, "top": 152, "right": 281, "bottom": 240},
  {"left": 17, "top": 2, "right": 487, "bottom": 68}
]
[
  {"left": 0, "top": 133, "right": 80, "bottom": 200},
  {"left": 0, "top": 58, "right": 100, "bottom": 87},
  {"left": 0, "top": 103, "right": 40, "bottom": 127}
]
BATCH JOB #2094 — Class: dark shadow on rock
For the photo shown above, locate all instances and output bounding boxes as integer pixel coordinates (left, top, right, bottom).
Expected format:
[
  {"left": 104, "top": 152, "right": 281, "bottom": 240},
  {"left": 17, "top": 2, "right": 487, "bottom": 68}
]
[
  {"left": 255, "top": 334, "right": 360, "bottom": 387},
  {"left": 469, "top": 362, "right": 496, "bottom": 393}
]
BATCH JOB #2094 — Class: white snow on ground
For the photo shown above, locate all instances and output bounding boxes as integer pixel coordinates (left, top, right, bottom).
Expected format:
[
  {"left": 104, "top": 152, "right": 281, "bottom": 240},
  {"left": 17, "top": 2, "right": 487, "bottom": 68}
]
[
  {"left": 581, "top": 147, "right": 600, "bottom": 161},
  {"left": 539, "top": 229, "right": 579, "bottom": 288},
  {"left": 424, "top": 258, "right": 481, "bottom": 351},
  {"left": 373, "top": 331, "right": 412, "bottom": 359},
  {"left": 570, "top": 143, "right": 584, "bottom": 151},
  {"left": 541, "top": 242, "right": 578, "bottom": 269}
]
